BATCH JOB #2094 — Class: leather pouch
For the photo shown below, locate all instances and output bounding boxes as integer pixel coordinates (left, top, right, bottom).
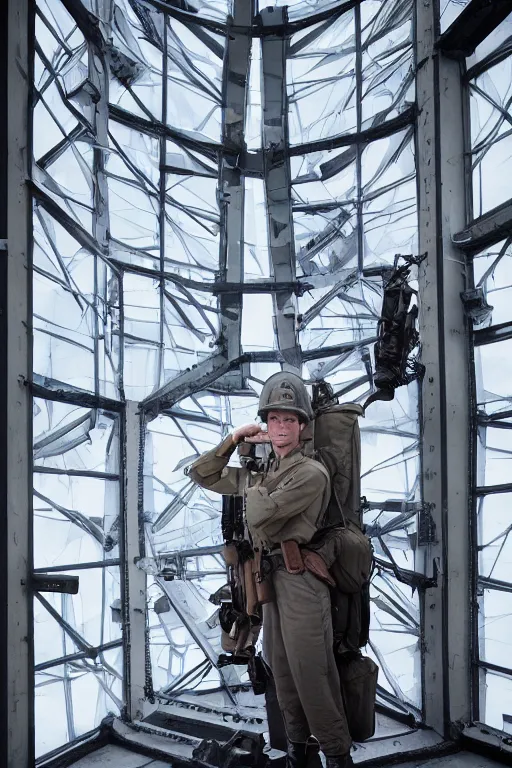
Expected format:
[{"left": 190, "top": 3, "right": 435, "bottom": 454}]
[
  {"left": 281, "top": 540, "right": 305, "bottom": 574},
  {"left": 302, "top": 549, "right": 336, "bottom": 587}
]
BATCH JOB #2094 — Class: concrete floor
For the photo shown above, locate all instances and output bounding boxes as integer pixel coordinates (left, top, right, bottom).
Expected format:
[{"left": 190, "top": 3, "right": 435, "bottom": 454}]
[
  {"left": 69, "top": 745, "right": 507, "bottom": 768},
  {"left": 398, "top": 755, "right": 506, "bottom": 768},
  {"left": 69, "top": 745, "right": 173, "bottom": 768}
]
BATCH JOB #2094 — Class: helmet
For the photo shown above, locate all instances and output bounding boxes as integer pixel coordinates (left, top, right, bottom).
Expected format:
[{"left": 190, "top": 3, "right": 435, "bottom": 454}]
[{"left": 258, "top": 372, "right": 314, "bottom": 423}]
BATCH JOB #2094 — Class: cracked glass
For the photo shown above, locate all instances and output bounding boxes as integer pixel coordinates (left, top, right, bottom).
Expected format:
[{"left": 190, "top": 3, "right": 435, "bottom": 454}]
[
  {"left": 472, "top": 239, "right": 512, "bottom": 731},
  {"left": 440, "top": 0, "right": 471, "bottom": 33},
  {"left": 31, "top": 0, "right": 425, "bottom": 757},
  {"left": 468, "top": 15, "right": 512, "bottom": 219}
]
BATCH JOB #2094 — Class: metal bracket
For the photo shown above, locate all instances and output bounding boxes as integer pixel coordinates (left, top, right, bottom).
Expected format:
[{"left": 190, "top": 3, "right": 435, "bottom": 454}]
[
  {"left": 418, "top": 503, "right": 438, "bottom": 546},
  {"left": 461, "top": 287, "right": 493, "bottom": 325},
  {"left": 31, "top": 573, "right": 79, "bottom": 594}
]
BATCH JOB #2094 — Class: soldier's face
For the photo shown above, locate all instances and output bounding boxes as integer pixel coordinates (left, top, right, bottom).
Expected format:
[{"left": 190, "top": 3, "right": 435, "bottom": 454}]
[{"left": 266, "top": 410, "right": 304, "bottom": 454}]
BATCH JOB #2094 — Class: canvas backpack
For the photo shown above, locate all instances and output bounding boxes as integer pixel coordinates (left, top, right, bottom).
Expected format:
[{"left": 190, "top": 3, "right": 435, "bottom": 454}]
[{"left": 302, "top": 382, "right": 374, "bottom": 653}]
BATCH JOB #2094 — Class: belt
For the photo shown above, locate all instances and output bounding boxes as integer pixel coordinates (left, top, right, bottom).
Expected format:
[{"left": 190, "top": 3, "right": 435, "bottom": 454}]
[{"left": 261, "top": 551, "right": 285, "bottom": 574}]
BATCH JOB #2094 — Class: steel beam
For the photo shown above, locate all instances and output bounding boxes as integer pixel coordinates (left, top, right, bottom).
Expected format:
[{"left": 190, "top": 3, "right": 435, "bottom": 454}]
[
  {"left": 218, "top": 0, "right": 251, "bottom": 372},
  {"left": 261, "top": 7, "right": 301, "bottom": 372},
  {"left": 474, "top": 320, "right": 512, "bottom": 346},
  {"left": 453, "top": 200, "right": 512, "bottom": 253},
  {"left": 416, "top": 0, "right": 471, "bottom": 737},
  {"left": 438, "top": 0, "right": 512, "bottom": 58},
  {"left": 140, "top": 353, "right": 232, "bottom": 416},
  {"left": 4, "top": 1, "right": 33, "bottom": 765},
  {"left": 124, "top": 401, "right": 147, "bottom": 721}
]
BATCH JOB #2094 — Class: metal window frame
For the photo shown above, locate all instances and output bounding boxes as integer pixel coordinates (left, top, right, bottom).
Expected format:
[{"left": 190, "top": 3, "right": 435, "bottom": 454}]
[
  {"left": 3, "top": 1, "right": 34, "bottom": 766},
  {"left": 415, "top": 0, "right": 472, "bottom": 738},
  {"left": 443, "top": 0, "right": 512, "bottom": 736},
  {"left": 6, "top": 0, "right": 501, "bottom": 762}
]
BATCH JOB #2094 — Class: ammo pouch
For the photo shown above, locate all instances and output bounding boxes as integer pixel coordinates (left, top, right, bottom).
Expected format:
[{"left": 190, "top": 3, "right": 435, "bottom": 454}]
[
  {"left": 337, "top": 653, "right": 378, "bottom": 742},
  {"left": 308, "top": 522, "right": 373, "bottom": 652}
]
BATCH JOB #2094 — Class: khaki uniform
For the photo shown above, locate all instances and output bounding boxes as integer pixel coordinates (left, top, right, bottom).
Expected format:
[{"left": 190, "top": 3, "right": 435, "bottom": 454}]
[{"left": 188, "top": 439, "right": 352, "bottom": 757}]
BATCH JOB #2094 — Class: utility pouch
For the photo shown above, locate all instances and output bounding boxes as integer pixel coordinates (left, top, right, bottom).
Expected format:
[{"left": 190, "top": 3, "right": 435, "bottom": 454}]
[
  {"left": 253, "top": 549, "right": 275, "bottom": 604},
  {"left": 337, "top": 653, "right": 378, "bottom": 742},
  {"left": 243, "top": 559, "right": 258, "bottom": 616},
  {"left": 302, "top": 549, "right": 336, "bottom": 587},
  {"left": 281, "top": 540, "right": 305, "bottom": 574}
]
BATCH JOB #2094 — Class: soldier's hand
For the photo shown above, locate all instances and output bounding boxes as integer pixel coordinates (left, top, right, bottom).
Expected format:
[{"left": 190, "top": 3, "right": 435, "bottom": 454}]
[{"left": 232, "top": 423, "right": 264, "bottom": 444}]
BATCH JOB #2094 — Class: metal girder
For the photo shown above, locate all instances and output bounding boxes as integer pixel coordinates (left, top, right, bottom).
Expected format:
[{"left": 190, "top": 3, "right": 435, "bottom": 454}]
[
  {"left": 160, "top": 545, "right": 224, "bottom": 560},
  {"left": 124, "top": 401, "right": 148, "bottom": 721},
  {"left": 474, "top": 320, "right": 512, "bottom": 346},
  {"left": 59, "top": 0, "right": 103, "bottom": 50},
  {"left": 140, "top": 353, "right": 232, "bottom": 417},
  {"left": 141, "top": 0, "right": 359, "bottom": 37},
  {"left": 31, "top": 374, "right": 123, "bottom": 412},
  {"left": 287, "top": 106, "right": 416, "bottom": 157},
  {"left": 437, "top": 0, "right": 512, "bottom": 59},
  {"left": 3, "top": 1, "right": 33, "bottom": 765},
  {"left": 218, "top": 0, "right": 252, "bottom": 375},
  {"left": 261, "top": 6, "right": 301, "bottom": 372},
  {"left": 110, "top": 257, "right": 310, "bottom": 296},
  {"left": 416, "top": 0, "right": 472, "bottom": 736},
  {"left": 139, "top": 336, "right": 378, "bottom": 416},
  {"left": 109, "top": 102, "right": 416, "bottom": 171},
  {"left": 453, "top": 200, "right": 512, "bottom": 253},
  {"left": 475, "top": 481, "right": 512, "bottom": 496},
  {"left": 89, "top": 34, "right": 111, "bottom": 400}
]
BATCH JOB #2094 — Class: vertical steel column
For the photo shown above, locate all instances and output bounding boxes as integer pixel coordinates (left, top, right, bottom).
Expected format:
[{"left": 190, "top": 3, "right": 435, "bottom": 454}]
[
  {"left": 416, "top": 0, "right": 471, "bottom": 736},
  {"left": 4, "top": 0, "right": 33, "bottom": 765},
  {"left": 219, "top": 0, "right": 252, "bottom": 372},
  {"left": 260, "top": 7, "right": 301, "bottom": 372},
  {"left": 124, "top": 400, "right": 147, "bottom": 721},
  {"left": 89, "top": 35, "right": 110, "bottom": 398}
]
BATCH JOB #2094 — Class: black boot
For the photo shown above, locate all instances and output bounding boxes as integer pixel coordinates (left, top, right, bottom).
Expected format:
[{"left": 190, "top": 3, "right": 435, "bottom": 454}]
[
  {"left": 325, "top": 753, "right": 354, "bottom": 768},
  {"left": 286, "top": 741, "right": 323, "bottom": 768}
]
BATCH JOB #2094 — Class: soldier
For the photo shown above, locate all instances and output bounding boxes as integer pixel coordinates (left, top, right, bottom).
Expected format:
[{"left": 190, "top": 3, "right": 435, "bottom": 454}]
[{"left": 188, "top": 372, "right": 353, "bottom": 768}]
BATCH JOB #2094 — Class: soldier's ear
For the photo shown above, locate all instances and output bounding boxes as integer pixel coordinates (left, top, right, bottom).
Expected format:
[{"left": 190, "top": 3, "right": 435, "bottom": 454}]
[{"left": 299, "top": 422, "right": 306, "bottom": 433}]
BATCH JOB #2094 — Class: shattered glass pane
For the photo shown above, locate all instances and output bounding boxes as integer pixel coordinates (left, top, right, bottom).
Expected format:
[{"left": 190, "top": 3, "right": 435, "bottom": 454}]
[
  {"left": 109, "top": 0, "right": 164, "bottom": 122},
  {"left": 32, "top": 0, "right": 425, "bottom": 755},
  {"left": 246, "top": 37, "right": 263, "bottom": 152},
  {"left": 166, "top": 18, "right": 225, "bottom": 143},
  {"left": 472, "top": 234, "right": 512, "bottom": 731},
  {"left": 298, "top": 274, "right": 380, "bottom": 353},
  {"left": 287, "top": 0, "right": 414, "bottom": 145},
  {"left": 477, "top": 493, "right": 512, "bottom": 584},
  {"left": 242, "top": 294, "right": 276, "bottom": 352},
  {"left": 440, "top": 0, "right": 470, "bottom": 33},
  {"left": 475, "top": 340, "right": 512, "bottom": 416},
  {"left": 287, "top": 13, "right": 357, "bottom": 145},
  {"left": 470, "top": 56, "right": 512, "bottom": 218},
  {"left": 480, "top": 670, "right": 512, "bottom": 731},
  {"left": 477, "top": 424, "right": 512, "bottom": 488},
  {"left": 473, "top": 239, "right": 512, "bottom": 328},
  {"left": 368, "top": 572, "right": 421, "bottom": 711},
  {"left": 244, "top": 177, "right": 271, "bottom": 279},
  {"left": 479, "top": 589, "right": 512, "bottom": 671},
  {"left": 467, "top": 12, "right": 512, "bottom": 71},
  {"left": 35, "top": 649, "right": 123, "bottom": 759},
  {"left": 362, "top": 130, "right": 417, "bottom": 265},
  {"left": 361, "top": 0, "right": 414, "bottom": 129}
]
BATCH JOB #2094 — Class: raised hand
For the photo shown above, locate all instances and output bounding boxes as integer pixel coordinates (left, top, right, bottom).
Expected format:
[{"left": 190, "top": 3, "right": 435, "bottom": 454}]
[{"left": 232, "top": 423, "right": 265, "bottom": 444}]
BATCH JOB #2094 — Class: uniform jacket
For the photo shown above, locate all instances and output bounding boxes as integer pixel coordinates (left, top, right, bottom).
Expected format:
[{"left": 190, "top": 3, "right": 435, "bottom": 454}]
[{"left": 188, "top": 438, "right": 331, "bottom": 548}]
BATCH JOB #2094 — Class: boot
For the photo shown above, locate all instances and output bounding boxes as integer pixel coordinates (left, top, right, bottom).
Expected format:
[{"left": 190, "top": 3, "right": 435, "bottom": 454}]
[
  {"left": 325, "top": 753, "right": 354, "bottom": 768},
  {"left": 286, "top": 741, "right": 323, "bottom": 768}
]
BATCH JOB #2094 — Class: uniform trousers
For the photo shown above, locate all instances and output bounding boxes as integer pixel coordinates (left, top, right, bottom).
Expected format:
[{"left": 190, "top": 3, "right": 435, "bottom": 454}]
[{"left": 262, "top": 568, "right": 352, "bottom": 757}]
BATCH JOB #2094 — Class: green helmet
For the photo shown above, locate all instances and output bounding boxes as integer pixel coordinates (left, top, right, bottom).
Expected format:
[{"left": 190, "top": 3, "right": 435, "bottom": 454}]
[{"left": 258, "top": 372, "right": 314, "bottom": 424}]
